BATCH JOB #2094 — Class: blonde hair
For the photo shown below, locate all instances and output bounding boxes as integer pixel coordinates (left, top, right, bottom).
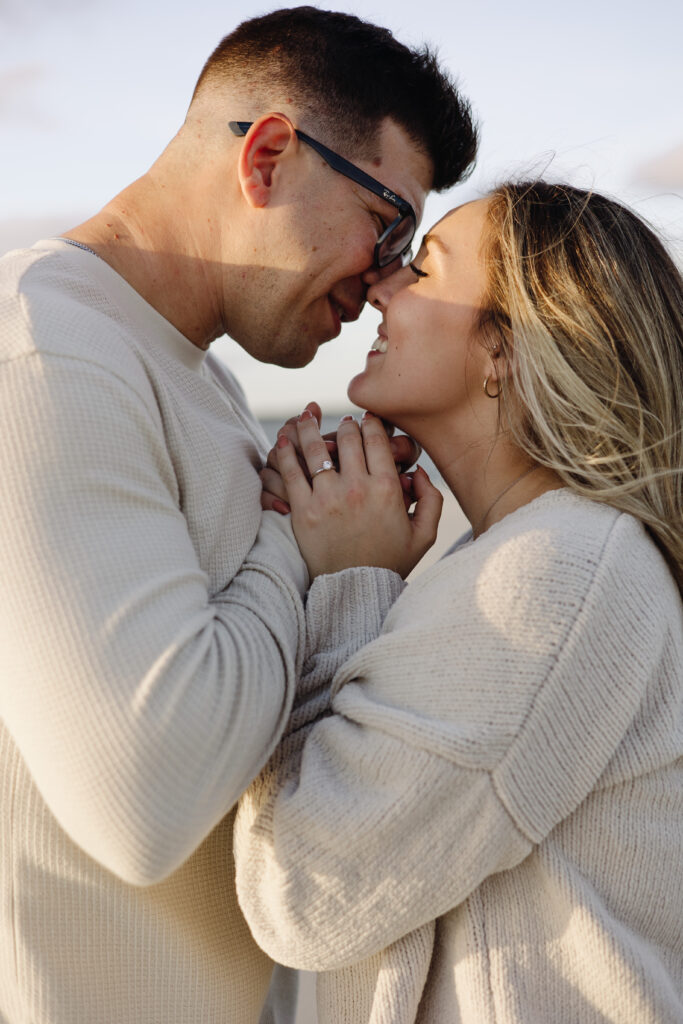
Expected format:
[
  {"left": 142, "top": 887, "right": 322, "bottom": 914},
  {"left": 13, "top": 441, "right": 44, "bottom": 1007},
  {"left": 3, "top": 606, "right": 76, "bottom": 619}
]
[{"left": 481, "top": 181, "right": 683, "bottom": 589}]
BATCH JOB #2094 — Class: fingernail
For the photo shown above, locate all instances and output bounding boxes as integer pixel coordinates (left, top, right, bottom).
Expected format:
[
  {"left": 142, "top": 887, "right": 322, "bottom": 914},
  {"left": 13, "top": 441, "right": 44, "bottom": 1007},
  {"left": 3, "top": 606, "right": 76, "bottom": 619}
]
[
  {"left": 277, "top": 435, "right": 289, "bottom": 448},
  {"left": 272, "top": 499, "right": 291, "bottom": 515},
  {"left": 339, "top": 414, "right": 354, "bottom": 423},
  {"left": 299, "top": 409, "right": 314, "bottom": 421},
  {"left": 362, "top": 410, "right": 375, "bottom": 421}
]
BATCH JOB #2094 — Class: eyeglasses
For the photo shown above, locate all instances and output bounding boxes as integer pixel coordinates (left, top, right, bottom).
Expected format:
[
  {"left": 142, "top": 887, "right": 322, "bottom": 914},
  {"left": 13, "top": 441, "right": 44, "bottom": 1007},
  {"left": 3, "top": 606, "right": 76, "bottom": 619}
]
[{"left": 229, "top": 120, "right": 416, "bottom": 268}]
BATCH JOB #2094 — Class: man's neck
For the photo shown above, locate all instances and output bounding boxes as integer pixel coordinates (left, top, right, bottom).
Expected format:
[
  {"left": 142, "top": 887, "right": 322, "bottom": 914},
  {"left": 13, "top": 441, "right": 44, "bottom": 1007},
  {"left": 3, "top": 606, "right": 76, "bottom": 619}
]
[{"left": 63, "top": 175, "right": 224, "bottom": 349}]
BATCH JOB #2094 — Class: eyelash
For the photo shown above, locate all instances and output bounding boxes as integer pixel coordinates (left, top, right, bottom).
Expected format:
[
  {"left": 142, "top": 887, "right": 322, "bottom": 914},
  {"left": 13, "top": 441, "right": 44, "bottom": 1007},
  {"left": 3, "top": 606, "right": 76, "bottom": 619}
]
[{"left": 409, "top": 263, "right": 428, "bottom": 278}]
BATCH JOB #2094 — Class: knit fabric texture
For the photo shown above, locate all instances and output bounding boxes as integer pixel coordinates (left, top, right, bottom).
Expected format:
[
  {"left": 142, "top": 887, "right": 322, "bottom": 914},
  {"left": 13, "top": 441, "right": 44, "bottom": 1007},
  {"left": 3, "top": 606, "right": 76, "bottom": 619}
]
[
  {"left": 235, "top": 490, "right": 683, "bottom": 1023},
  {"left": 0, "top": 239, "right": 404, "bottom": 1023}
]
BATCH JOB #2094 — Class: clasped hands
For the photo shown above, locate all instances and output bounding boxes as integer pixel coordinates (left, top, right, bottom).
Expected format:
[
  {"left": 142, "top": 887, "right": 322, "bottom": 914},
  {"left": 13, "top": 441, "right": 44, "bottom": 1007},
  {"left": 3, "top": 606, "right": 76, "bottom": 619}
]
[{"left": 260, "top": 403, "right": 443, "bottom": 580}]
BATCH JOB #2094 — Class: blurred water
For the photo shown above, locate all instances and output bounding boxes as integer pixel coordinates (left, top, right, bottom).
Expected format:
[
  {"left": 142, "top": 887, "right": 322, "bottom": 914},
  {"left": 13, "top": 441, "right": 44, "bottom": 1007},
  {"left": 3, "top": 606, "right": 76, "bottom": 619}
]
[{"left": 259, "top": 412, "right": 443, "bottom": 484}]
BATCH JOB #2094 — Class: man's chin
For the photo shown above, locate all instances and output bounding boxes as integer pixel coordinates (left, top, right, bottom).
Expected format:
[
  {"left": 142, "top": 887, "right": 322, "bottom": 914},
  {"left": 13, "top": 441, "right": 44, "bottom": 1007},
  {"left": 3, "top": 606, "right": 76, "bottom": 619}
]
[
  {"left": 268, "top": 348, "right": 320, "bottom": 370},
  {"left": 254, "top": 336, "right": 324, "bottom": 370}
]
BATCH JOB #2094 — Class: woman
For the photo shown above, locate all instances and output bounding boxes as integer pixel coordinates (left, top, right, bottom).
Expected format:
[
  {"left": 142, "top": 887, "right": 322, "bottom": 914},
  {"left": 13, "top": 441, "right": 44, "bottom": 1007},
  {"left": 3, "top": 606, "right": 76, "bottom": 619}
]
[{"left": 235, "top": 182, "right": 683, "bottom": 1023}]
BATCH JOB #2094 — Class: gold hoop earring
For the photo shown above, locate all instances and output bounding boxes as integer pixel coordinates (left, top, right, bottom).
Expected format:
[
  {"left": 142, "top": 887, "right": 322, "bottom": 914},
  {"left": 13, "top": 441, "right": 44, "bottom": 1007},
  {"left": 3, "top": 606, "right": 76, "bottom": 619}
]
[{"left": 483, "top": 376, "right": 501, "bottom": 399}]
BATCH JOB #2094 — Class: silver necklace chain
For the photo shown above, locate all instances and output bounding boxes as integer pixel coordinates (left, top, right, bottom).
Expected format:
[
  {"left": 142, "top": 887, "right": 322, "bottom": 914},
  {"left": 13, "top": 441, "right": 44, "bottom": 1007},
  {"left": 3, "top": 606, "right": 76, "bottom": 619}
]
[{"left": 473, "top": 465, "right": 538, "bottom": 538}]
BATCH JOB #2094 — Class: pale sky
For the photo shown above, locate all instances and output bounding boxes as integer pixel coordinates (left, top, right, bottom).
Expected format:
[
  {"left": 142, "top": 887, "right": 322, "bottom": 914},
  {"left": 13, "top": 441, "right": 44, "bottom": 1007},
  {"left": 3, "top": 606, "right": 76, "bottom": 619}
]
[{"left": 2, "top": 0, "right": 681, "bottom": 415}]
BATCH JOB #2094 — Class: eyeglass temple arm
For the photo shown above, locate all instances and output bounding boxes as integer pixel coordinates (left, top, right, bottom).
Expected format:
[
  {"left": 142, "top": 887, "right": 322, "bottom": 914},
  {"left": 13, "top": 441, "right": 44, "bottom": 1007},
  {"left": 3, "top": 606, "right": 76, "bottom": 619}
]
[{"left": 228, "top": 121, "right": 411, "bottom": 213}]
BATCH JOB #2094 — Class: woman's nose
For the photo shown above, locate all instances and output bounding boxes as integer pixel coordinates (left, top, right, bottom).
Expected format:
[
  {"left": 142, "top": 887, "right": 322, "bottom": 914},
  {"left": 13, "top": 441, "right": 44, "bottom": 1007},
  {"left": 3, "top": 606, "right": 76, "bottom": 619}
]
[
  {"left": 361, "top": 253, "right": 402, "bottom": 289},
  {"left": 364, "top": 262, "right": 414, "bottom": 310},
  {"left": 366, "top": 278, "right": 386, "bottom": 311}
]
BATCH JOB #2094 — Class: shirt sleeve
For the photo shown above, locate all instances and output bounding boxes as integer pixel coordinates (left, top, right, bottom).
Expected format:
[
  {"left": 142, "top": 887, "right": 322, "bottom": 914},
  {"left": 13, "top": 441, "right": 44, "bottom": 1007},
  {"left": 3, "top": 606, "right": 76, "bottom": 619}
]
[
  {"left": 0, "top": 351, "right": 306, "bottom": 886},
  {"left": 234, "top": 513, "right": 668, "bottom": 969}
]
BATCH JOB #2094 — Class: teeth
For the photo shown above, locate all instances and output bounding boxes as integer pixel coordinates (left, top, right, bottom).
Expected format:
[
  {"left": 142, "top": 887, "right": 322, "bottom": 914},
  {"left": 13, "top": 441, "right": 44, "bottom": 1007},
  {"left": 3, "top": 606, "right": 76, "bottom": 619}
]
[{"left": 371, "top": 337, "right": 388, "bottom": 353}]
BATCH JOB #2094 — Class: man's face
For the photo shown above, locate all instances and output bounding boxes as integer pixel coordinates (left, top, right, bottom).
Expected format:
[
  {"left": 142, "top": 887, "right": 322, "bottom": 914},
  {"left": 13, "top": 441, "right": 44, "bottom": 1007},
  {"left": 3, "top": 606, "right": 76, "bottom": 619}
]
[{"left": 226, "top": 118, "right": 433, "bottom": 368}]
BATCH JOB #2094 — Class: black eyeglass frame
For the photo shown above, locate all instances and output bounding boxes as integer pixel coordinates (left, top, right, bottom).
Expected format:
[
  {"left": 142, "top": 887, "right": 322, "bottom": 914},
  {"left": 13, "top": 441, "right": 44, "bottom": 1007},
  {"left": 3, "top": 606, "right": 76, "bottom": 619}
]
[{"left": 229, "top": 120, "right": 416, "bottom": 268}]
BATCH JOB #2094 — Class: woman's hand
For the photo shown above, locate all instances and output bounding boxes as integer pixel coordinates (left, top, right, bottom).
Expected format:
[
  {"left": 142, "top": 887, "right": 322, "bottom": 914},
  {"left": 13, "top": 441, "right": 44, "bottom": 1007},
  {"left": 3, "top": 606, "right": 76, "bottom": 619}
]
[
  {"left": 261, "top": 402, "right": 423, "bottom": 515},
  {"left": 274, "top": 409, "right": 442, "bottom": 580}
]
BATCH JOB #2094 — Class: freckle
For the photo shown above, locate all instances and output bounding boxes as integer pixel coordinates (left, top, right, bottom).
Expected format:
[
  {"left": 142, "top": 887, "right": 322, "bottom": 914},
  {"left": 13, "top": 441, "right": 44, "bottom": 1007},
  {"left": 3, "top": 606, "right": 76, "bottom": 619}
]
[
  {"left": 106, "top": 222, "right": 113, "bottom": 227},
  {"left": 114, "top": 233, "right": 120, "bottom": 240},
  {"left": 311, "top": 245, "right": 318, "bottom": 252},
  {"left": 372, "top": 157, "right": 381, "bottom": 168}
]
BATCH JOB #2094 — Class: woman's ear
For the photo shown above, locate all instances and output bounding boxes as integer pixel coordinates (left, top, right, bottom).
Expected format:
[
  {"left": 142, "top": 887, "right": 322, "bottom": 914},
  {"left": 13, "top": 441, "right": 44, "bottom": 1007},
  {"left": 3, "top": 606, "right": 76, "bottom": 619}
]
[
  {"left": 236, "top": 114, "right": 298, "bottom": 208},
  {"left": 481, "top": 325, "right": 514, "bottom": 400},
  {"left": 488, "top": 325, "right": 514, "bottom": 385}
]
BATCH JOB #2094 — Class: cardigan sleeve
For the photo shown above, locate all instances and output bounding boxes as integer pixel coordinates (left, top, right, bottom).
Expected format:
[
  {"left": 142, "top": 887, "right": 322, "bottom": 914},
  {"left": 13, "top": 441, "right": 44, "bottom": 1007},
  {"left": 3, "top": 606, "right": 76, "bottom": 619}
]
[
  {"left": 234, "top": 507, "right": 672, "bottom": 969},
  {"left": 284, "top": 567, "right": 406, "bottom": 738},
  {"left": 0, "top": 351, "right": 308, "bottom": 886}
]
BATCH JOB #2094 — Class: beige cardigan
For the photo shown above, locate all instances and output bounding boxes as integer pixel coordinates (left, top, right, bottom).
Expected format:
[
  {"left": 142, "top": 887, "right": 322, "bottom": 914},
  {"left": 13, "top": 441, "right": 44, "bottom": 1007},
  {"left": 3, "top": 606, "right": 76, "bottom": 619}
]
[{"left": 235, "top": 491, "right": 683, "bottom": 1023}]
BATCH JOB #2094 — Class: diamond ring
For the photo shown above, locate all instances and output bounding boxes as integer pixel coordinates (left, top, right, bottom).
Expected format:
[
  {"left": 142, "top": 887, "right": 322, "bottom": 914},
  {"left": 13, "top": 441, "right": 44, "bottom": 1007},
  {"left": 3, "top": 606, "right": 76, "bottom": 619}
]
[{"left": 311, "top": 460, "right": 335, "bottom": 477}]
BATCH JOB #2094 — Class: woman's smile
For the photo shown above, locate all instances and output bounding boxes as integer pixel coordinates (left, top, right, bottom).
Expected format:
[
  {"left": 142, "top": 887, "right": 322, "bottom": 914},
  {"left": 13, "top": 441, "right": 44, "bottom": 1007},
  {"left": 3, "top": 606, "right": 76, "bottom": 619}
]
[
  {"left": 349, "top": 200, "right": 492, "bottom": 444},
  {"left": 370, "top": 325, "right": 389, "bottom": 354}
]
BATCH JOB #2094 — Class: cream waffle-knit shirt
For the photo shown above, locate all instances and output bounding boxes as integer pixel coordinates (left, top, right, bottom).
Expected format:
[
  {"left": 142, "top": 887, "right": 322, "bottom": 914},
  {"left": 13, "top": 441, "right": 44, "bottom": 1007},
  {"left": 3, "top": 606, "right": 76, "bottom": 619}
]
[
  {"left": 0, "top": 239, "right": 403, "bottom": 1023},
  {"left": 235, "top": 490, "right": 683, "bottom": 1023}
]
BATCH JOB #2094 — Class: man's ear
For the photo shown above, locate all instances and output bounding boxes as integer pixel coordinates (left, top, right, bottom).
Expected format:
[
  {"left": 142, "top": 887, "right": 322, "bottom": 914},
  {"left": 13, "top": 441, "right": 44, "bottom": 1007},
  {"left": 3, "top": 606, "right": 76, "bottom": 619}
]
[{"left": 236, "top": 114, "right": 298, "bottom": 208}]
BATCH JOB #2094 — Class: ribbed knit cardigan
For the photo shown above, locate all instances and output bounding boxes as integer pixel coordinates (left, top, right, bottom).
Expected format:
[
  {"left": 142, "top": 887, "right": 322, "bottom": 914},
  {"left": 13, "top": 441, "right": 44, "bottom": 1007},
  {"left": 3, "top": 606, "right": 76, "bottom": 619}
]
[
  {"left": 235, "top": 490, "right": 683, "bottom": 1023},
  {"left": 0, "top": 240, "right": 403, "bottom": 1023}
]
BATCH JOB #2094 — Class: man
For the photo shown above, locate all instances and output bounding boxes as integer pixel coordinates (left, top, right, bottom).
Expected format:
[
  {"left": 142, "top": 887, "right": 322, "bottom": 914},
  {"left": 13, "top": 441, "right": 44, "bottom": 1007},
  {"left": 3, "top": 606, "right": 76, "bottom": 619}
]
[{"left": 0, "top": 7, "right": 476, "bottom": 1022}]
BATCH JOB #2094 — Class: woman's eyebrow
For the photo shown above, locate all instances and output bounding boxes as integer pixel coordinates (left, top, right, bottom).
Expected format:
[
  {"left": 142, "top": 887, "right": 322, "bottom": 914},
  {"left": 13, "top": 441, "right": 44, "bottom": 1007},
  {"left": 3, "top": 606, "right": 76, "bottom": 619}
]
[{"left": 423, "top": 232, "right": 449, "bottom": 255}]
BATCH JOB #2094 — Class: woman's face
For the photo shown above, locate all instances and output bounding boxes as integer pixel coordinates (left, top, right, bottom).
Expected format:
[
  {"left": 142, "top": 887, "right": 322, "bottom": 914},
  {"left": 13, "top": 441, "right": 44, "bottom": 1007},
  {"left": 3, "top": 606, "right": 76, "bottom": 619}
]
[{"left": 348, "top": 199, "right": 494, "bottom": 443}]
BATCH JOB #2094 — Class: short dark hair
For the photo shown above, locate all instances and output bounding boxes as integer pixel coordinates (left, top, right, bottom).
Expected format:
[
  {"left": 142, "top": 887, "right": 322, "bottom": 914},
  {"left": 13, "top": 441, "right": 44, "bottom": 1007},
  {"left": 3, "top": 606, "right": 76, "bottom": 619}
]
[{"left": 192, "top": 6, "right": 477, "bottom": 191}]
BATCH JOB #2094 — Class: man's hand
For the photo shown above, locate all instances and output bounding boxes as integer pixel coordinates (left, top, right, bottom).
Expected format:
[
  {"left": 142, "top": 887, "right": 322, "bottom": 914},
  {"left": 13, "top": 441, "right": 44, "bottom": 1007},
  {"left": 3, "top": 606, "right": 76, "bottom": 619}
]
[{"left": 261, "top": 401, "right": 421, "bottom": 514}]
